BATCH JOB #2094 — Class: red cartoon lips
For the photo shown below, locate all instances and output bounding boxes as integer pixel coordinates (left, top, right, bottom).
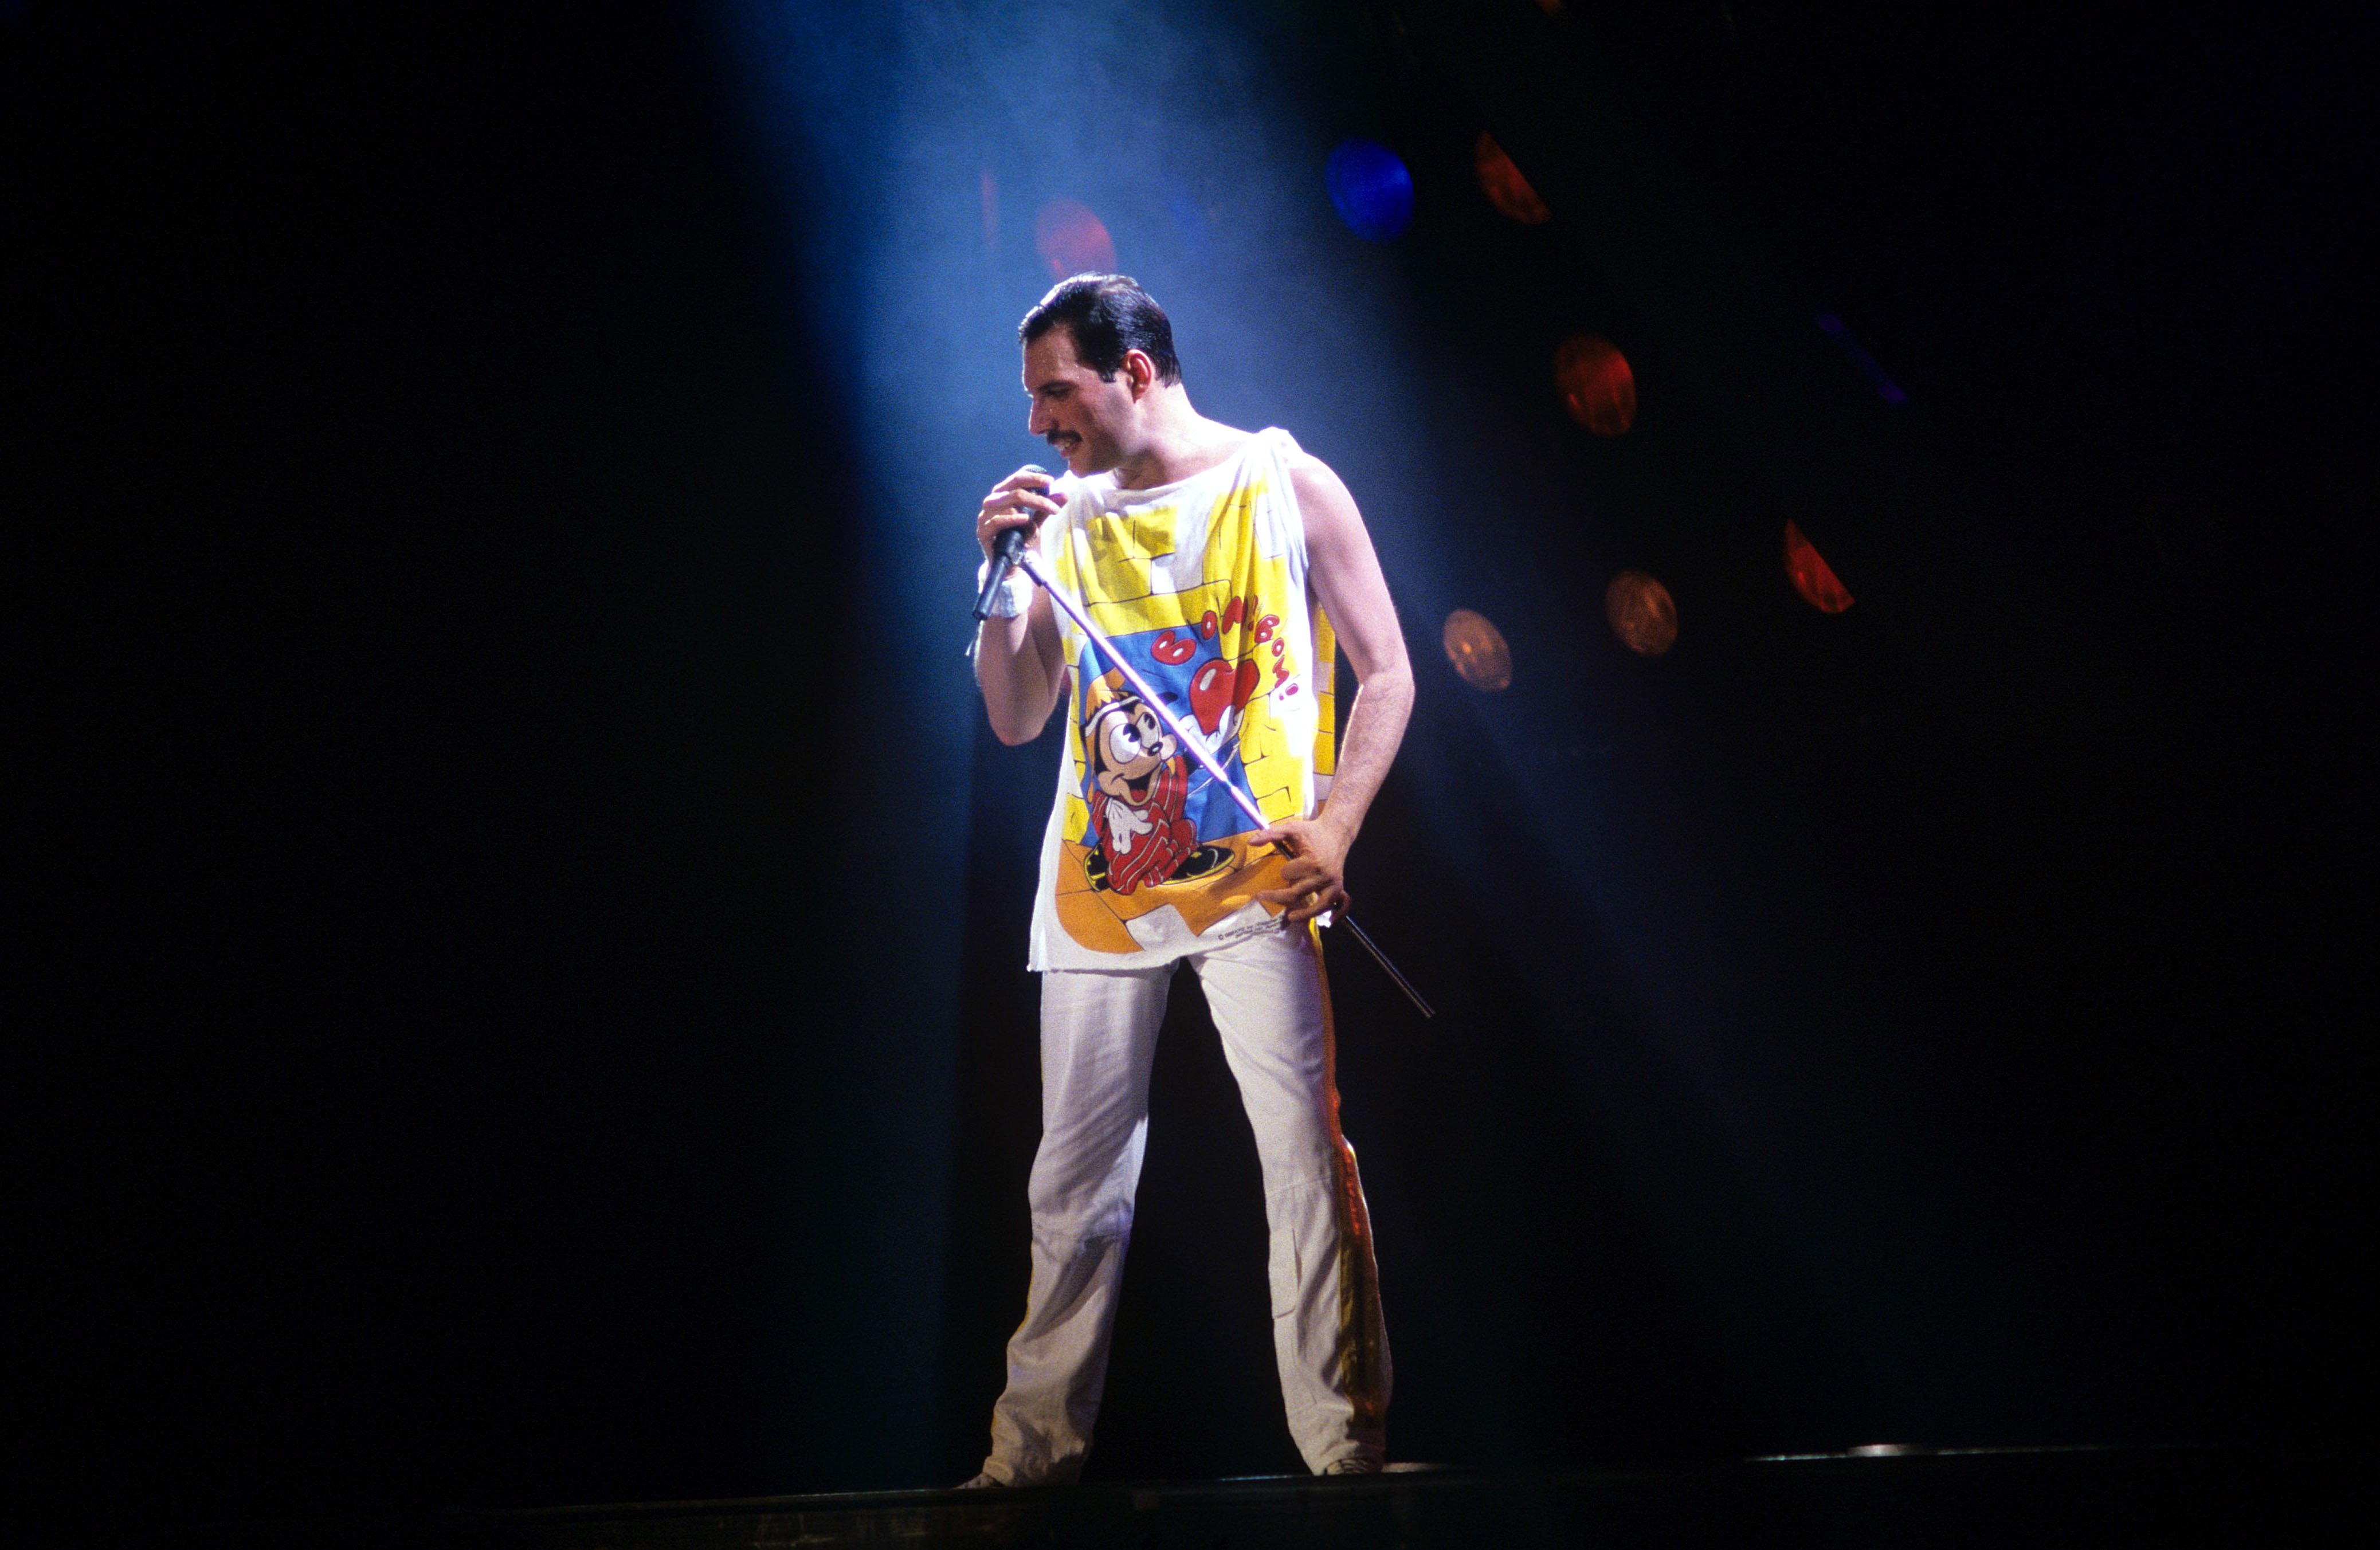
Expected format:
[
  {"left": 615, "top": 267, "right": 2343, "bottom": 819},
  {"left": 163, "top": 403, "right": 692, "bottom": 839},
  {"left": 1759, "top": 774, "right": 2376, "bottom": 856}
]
[{"left": 1189, "top": 657, "right": 1260, "bottom": 735}]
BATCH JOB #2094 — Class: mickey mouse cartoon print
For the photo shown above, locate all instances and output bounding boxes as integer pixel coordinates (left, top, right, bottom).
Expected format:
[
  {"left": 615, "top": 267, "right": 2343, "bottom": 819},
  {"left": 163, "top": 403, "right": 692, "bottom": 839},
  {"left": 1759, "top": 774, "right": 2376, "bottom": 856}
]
[{"left": 1083, "top": 689, "right": 1200, "bottom": 895}]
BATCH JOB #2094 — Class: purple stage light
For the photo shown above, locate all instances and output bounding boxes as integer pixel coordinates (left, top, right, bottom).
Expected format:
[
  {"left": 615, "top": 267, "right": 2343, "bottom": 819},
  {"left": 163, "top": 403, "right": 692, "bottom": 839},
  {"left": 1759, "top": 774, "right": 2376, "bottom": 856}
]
[{"left": 1327, "top": 139, "right": 1414, "bottom": 243}]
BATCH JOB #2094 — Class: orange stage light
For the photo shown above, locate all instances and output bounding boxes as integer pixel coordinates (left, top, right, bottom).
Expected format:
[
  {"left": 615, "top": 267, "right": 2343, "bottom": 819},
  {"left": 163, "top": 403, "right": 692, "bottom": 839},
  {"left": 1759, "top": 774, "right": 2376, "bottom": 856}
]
[
  {"left": 1554, "top": 333, "right": 1636, "bottom": 435},
  {"left": 1473, "top": 132, "right": 1550, "bottom": 225},
  {"left": 1442, "top": 609, "right": 1514, "bottom": 691},
  {"left": 1605, "top": 571, "right": 1677, "bottom": 656},
  {"left": 1034, "top": 199, "right": 1116, "bottom": 280},
  {"left": 1782, "top": 520, "right": 1854, "bottom": 613}
]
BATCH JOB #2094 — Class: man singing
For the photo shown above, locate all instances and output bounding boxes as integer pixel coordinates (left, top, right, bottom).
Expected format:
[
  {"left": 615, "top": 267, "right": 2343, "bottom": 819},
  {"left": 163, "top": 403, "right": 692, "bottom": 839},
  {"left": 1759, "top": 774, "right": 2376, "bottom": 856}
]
[{"left": 964, "top": 274, "right": 1414, "bottom": 1485}]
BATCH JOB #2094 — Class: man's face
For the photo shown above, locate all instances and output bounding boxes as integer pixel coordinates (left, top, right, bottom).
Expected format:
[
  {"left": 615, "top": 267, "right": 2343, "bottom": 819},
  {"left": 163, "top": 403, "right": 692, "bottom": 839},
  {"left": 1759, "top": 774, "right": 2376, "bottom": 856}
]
[{"left": 1024, "top": 325, "right": 1138, "bottom": 476}]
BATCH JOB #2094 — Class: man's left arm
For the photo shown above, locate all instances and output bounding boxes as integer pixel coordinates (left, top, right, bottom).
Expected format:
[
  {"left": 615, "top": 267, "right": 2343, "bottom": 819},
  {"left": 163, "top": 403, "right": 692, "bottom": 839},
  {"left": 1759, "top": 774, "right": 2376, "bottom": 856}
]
[{"left": 1257, "top": 452, "right": 1414, "bottom": 925}]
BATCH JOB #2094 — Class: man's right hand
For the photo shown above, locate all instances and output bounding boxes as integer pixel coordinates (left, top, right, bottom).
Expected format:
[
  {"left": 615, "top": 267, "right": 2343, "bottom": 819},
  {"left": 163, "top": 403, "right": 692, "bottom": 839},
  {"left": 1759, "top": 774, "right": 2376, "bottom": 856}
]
[
  {"left": 974, "top": 466, "right": 1068, "bottom": 745},
  {"left": 977, "top": 466, "right": 1064, "bottom": 560}
]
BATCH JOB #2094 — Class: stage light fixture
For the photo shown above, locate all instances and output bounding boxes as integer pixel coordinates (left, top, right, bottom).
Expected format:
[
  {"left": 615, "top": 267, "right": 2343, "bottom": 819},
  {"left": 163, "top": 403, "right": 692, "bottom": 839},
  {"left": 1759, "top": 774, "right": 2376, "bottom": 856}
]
[
  {"left": 1605, "top": 571, "right": 1677, "bottom": 655},
  {"left": 1035, "top": 199, "right": 1116, "bottom": 279},
  {"left": 1555, "top": 333, "right": 1636, "bottom": 435},
  {"left": 1442, "top": 609, "right": 1514, "bottom": 691},
  {"left": 1473, "top": 132, "right": 1550, "bottom": 225},
  {"left": 1327, "top": 139, "right": 1415, "bottom": 243},
  {"left": 1782, "top": 521, "right": 1854, "bottom": 613}
]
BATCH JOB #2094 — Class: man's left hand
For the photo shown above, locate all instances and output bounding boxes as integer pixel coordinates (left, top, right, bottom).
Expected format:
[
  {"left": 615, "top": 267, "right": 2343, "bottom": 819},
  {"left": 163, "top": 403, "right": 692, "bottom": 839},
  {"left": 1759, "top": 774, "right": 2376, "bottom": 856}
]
[{"left": 1254, "top": 812, "right": 1355, "bottom": 925}]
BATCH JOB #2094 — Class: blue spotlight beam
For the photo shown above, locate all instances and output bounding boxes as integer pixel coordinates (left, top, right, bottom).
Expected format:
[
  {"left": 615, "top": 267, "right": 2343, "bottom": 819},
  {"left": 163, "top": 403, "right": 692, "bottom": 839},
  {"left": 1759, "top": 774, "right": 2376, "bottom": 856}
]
[{"left": 1011, "top": 544, "right": 1436, "bottom": 1021}]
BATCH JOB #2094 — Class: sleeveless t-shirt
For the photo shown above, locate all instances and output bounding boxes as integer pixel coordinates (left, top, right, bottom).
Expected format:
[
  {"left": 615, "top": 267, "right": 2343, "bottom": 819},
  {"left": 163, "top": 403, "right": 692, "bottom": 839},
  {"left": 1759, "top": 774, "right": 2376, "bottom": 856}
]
[{"left": 1026, "top": 426, "right": 1337, "bottom": 972}]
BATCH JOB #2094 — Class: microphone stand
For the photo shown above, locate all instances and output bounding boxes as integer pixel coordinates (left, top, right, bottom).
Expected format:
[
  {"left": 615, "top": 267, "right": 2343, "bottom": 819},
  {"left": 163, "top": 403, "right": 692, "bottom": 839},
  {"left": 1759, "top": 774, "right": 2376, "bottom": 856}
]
[{"left": 1005, "top": 544, "right": 1434, "bottom": 1019}]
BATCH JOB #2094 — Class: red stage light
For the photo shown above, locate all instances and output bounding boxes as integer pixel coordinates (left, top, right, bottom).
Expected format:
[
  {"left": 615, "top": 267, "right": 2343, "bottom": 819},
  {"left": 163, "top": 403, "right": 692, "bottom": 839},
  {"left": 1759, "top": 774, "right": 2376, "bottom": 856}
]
[
  {"left": 1554, "top": 333, "right": 1636, "bottom": 435},
  {"left": 1473, "top": 132, "right": 1550, "bottom": 225},
  {"left": 1605, "top": 571, "right": 1677, "bottom": 656},
  {"left": 1782, "top": 520, "right": 1854, "bottom": 613},
  {"left": 1442, "top": 609, "right": 1513, "bottom": 691},
  {"left": 1034, "top": 199, "right": 1116, "bottom": 280}
]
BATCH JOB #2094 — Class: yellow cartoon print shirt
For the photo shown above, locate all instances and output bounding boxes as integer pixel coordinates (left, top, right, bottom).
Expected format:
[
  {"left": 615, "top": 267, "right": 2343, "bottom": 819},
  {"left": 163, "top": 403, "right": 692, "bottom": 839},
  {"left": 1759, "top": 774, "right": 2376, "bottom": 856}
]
[{"left": 1026, "top": 427, "right": 1337, "bottom": 970}]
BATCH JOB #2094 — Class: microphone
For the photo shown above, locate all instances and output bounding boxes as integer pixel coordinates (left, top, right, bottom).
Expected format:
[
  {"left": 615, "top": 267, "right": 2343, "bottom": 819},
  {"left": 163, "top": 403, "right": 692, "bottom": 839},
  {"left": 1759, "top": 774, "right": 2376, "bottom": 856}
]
[{"left": 972, "top": 464, "right": 1053, "bottom": 621}]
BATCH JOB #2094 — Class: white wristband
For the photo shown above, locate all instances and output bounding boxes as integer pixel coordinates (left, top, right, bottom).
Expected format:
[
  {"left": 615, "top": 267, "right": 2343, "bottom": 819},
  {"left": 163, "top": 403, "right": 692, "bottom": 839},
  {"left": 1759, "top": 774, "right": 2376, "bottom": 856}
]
[{"left": 975, "top": 558, "right": 1032, "bottom": 618}]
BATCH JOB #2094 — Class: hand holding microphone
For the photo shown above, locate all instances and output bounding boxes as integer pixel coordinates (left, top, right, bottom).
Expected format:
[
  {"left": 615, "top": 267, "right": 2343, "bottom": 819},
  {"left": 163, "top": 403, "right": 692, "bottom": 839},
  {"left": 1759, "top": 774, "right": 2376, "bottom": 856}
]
[{"left": 973, "top": 464, "right": 1060, "bottom": 621}]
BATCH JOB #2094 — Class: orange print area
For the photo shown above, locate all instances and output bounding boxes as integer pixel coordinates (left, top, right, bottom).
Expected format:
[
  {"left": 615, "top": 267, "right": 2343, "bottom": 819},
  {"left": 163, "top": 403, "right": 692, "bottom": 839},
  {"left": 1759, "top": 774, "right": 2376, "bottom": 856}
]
[
  {"left": 1783, "top": 520, "right": 1855, "bottom": 613},
  {"left": 1554, "top": 333, "right": 1637, "bottom": 435},
  {"left": 1473, "top": 132, "right": 1550, "bottom": 225},
  {"left": 1606, "top": 570, "right": 1678, "bottom": 656},
  {"left": 1442, "top": 609, "right": 1513, "bottom": 691},
  {"left": 1054, "top": 835, "right": 1292, "bottom": 952}
]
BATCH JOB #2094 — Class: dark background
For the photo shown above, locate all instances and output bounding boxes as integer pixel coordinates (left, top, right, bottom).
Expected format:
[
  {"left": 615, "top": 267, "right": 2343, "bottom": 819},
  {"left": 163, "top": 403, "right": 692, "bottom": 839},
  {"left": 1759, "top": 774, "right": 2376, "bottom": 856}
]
[{"left": 11, "top": 0, "right": 2375, "bottom": 1530}]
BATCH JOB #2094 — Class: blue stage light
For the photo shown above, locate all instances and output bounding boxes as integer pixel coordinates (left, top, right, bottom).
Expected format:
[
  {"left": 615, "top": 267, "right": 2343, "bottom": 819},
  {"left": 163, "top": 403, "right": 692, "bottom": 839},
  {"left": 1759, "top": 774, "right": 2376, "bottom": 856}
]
[{"left": 1326, "top": 138, "right": 1414, "bottom": 243}]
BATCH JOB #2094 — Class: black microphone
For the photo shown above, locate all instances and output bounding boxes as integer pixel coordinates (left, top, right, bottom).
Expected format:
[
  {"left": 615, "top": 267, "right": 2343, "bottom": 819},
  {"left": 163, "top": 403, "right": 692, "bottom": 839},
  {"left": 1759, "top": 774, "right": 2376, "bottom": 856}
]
[{"left": 972, "top": 464, "right": 1053, "bottom": 621}]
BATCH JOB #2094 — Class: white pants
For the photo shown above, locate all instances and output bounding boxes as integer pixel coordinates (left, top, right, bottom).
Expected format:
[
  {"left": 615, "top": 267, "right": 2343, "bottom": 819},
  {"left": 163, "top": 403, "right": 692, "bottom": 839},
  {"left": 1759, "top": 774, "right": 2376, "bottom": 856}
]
[{"left": 981, "top": 923, "right": 1390, "bottom": 1483}]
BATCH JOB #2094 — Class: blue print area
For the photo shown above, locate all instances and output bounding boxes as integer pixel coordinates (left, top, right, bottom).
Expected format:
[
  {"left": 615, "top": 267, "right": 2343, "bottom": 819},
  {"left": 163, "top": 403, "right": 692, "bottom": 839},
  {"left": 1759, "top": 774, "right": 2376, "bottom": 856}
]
[{"left": 1075, "top": 627, "right": 1258, "bottom": 845}]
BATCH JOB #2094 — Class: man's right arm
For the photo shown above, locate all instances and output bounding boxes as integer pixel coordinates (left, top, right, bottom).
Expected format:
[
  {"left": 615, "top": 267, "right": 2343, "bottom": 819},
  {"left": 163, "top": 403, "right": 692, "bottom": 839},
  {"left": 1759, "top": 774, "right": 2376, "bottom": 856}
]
[{"left": 974, "top": 469, "right": 1068, "bottom": 745}]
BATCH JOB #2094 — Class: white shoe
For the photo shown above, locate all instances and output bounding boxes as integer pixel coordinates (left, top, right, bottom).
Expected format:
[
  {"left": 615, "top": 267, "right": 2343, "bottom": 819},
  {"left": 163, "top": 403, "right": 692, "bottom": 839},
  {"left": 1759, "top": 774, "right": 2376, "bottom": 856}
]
[{"left": 1322, "top": 1456, "right": 1382, "bottom": 1476}]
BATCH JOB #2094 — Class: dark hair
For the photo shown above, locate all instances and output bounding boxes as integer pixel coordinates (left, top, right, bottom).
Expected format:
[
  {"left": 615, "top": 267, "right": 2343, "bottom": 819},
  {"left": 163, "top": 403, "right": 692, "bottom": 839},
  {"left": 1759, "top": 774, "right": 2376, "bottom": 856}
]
[{"left": 1018, "top": 274, "right": 1182, "bottom": 384}]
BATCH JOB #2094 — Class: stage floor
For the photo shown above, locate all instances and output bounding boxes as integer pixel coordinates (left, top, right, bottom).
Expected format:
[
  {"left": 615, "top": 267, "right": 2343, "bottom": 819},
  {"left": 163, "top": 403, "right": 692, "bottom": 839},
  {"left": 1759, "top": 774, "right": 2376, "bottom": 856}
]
[{"left": 180, "top": 1445, "right": 2373, "bottom": 1548}]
